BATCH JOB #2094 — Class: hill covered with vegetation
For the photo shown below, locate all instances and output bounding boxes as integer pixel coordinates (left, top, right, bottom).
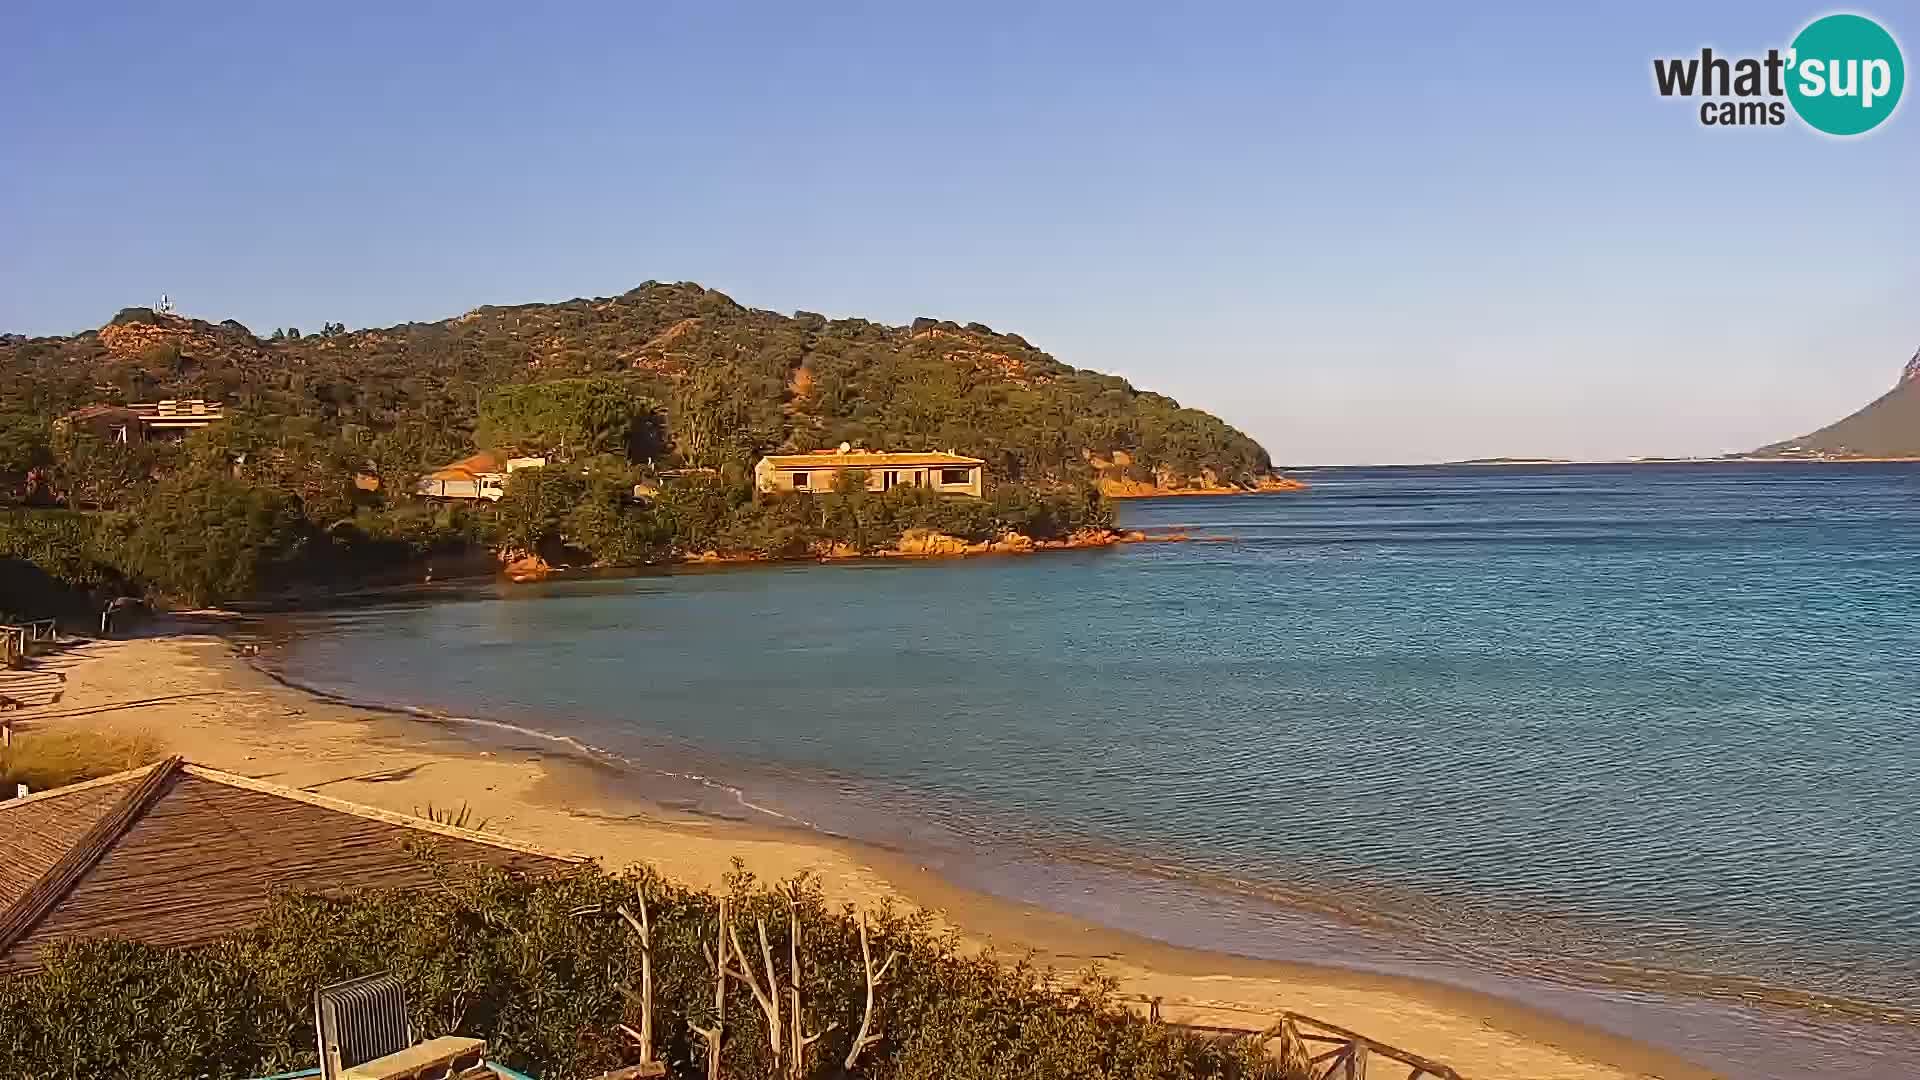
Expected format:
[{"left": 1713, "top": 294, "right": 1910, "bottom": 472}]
[
  {"left": 0, "top": 281, "right": 1272, "bottom": 494},
  {"left": 0, "top": 283, "right": 1278, "bottom": 609},
  {"left": 1755, "top": 347, "right": 1920, "bottom": 458}
]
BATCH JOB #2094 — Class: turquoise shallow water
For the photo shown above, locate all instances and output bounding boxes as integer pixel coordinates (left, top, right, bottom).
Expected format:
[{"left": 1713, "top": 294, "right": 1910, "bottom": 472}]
[{"left": 276, "top": 463, "right": 1920, "bottom": 1078}]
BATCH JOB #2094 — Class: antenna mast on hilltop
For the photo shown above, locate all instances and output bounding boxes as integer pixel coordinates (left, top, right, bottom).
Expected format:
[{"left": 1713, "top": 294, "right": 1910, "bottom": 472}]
[{"left": 158, "top": 293, "right": 175, "bottom": 315}]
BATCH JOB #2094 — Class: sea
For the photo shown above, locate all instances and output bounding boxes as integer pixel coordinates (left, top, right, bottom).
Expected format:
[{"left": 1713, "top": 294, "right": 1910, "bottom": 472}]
[{"left": 271, "top": 463, "right": 1920, "bottom": 1079}]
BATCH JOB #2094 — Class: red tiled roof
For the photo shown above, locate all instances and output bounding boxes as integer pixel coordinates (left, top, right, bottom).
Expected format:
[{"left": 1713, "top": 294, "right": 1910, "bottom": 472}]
[{"left": 425, "top": 451, "right": 503, "bottom": 481}]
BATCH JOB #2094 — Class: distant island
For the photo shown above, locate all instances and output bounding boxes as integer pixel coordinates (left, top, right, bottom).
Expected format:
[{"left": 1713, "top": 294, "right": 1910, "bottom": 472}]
[
  {"left": 1449, "top": 456, "right": 1576, "bottom": 465},
  {"left": 0, "top": 282, "right": 1303, "bottom": 611},
  {"left": 1444, "top": 348, "right": 1920, "bottom": 466}
]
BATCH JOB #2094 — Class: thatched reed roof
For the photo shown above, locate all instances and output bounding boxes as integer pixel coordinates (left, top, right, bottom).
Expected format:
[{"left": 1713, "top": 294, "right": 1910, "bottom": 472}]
[{"left": 0, "top": 758, "right": 583, "bottom": 971}]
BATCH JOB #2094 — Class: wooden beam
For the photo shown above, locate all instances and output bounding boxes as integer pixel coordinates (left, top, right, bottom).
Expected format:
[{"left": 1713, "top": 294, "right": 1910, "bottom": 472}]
[{"left": 0, "top": 758, "right": 181, "bottom": 954}]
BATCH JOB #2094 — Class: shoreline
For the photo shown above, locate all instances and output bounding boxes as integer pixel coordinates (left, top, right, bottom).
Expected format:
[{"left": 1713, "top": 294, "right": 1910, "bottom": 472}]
[
  {"left": 1286, "top": 457, "right": 1920, "bottom": 469},
  {"left": 517, "top": 526, "right": 1223, "bottom": 580},
  {"left": 1100, "top": 477, "right": 1311, "bottom": 498},
  {"left": 14, "top": 634, "right": 1725, "bottom": 1080}
]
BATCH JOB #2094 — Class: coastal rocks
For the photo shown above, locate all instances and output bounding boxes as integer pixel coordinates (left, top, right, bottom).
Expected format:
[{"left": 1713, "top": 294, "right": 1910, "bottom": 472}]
[
  {"left": 1094, "top": 477, "right": 1172, "bottom": 498},
  {"left": 686, "top": 549, "right": 763, "bottom": 564},
  {"left": 890, "top": 529, "right": 977, "bottom": 557},
  {"left": 501, "top": 553, "right": 552, "bottom": 582},
  {"left": 1095, "top": 471, "right": 1310, "bottom": 498},
  {"left": 1036, "top": 528, "right": 1122, "bottom": 550},
  {"left": 1255, "top": 474, "right": 1310, "bottom": 492},
  {"left": 989, "top": 532, "right": 1035, "bottom": 553},
  {"left": 686, "top": 527, "right": 1165, "bottom": 566}
]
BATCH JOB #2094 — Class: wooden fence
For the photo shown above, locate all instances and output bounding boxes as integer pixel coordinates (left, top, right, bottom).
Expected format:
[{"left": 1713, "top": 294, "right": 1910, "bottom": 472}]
[
  {"left": 1142, "top": 998, "right": 1465, "bottom": 1080},
  {"left": 1, "top": 621, "right": 57, "bottom": 670}
]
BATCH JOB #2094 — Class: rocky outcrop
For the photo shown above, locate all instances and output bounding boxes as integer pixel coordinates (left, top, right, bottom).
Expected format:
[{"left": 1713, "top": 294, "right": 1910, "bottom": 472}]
[
  {"left": 686, "top": 549, "right": 764, "bottom": 564},
  {"left": 501, "top": 553, "right": 552, "bottom": 582},
  {"left": 1037, "top": 528, "right": 1121, "bottom": 550},
  {"left": 97, "top": 315, "right": 238, "bottom": 362},
  {"left": 1097, "top": 474, "right": 1308, "bottom": 498},
  {"left": 889, "top": 529, "right": 982, "bottom": 557},
  {"left": 1090, "top": 457, "right": 1309, "bottom": 498},
  {"left": 646, "top": 524, "right": 1218, "bottom": 569},
  {"left": 802, "top": 527, "right": 1155, "bottom": 561},
  {"left": 989, "top": 532, "right": 1035, "bottom": 553},
  {"left": 1255, "top": 474, "right": 1309, "bottom": 492}
]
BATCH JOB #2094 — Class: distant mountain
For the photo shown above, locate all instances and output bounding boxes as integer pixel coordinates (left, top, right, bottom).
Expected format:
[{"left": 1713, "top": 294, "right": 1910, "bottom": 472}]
[
  {"left": 1756, "top": 347, "right": 1920, "bottom": 458},
  {"left": 0, "top": 281, "right": 1275, "bottom": 490}
]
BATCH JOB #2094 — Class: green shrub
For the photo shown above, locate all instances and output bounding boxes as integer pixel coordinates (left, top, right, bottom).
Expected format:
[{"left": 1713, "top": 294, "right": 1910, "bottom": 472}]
[
  {"left": 476, "top": 378, "right": 666, "bottom": 462},
  {"left": 0, "top": 862, "right": 1287, "bottom": 1080},
  {"left": 0, "top": 509, "right": 124, "bottom": 590},
  {"left": 495, "top": 468, "right": 590, "bottom": 555},
  {"left": 119, "top": 470, "right": 311, "bottom": 606}
]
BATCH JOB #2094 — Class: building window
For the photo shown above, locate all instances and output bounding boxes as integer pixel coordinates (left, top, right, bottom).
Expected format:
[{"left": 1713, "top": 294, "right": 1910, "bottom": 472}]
[
  {"left": 940, "top": 468, "right": 972, "bottom": 485},
  {"left": 792, "top": 472, "right": 810, "bottom": 489}
]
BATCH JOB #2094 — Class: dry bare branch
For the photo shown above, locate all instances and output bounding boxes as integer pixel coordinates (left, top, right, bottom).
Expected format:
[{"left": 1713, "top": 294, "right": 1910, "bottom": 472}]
[
  {"left": 843, "top": 908, "right": 901, "bottom": 1072},
  {"left": 689, "top": 896, "right": 727, "bottom": 1080},
  {"left": 727, "top": 917, "right": 784, "bottom": 1063},
  {"left": 616, "top": 885, "right": 656, "bottom": 1066},
  {"left": 785, "top": 885, "right": 836, "bottom": 1077}
]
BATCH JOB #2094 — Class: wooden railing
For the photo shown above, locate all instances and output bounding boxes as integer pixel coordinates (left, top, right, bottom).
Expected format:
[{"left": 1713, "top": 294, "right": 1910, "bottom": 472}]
[
  {"left": 0, "top": 621, "right": 58, "bottom": 669},
  {"left": 1143, "top": 997, "right": 1466, "bottom": 1080}
]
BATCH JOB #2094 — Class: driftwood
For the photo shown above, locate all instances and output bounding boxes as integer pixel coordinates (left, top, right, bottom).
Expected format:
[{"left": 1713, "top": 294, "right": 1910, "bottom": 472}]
[
  {"left": 690, "top": 896, "right": 728, "bottom": 1080},
  {"left": 842, "top": 909, "right": 899, "bottom": 1072}
]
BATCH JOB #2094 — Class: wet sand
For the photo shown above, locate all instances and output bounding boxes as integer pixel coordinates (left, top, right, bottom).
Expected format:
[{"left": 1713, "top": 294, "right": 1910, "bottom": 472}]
[{"left": 10, "top": 634, "right": 1723, "bottom": 1080}]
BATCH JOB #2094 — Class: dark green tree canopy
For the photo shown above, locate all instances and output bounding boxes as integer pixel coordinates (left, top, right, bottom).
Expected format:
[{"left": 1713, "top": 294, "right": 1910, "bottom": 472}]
[
  {"left": 2, "top": 281, "right": 1272, "bottom": 492},
  {"left": 475, "top": 377, "right": 667, "bottom": 462}
]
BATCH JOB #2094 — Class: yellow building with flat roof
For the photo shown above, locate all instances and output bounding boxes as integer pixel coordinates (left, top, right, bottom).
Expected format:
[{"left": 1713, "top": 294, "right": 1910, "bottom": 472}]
[{"left": 755, "top": 448, "right": 984, "bottom": 496}]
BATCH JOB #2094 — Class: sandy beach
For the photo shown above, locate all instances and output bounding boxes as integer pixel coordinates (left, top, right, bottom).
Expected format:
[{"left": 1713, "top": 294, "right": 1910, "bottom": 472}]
[{"left": 9, "top": 633, "right": 1719, "bottom": 1080}]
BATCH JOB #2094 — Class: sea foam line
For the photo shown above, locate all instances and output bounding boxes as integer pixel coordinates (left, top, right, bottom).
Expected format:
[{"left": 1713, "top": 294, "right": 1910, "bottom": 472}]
[{"left": 249, "top": 660, "right": 821, "bottom": 830}]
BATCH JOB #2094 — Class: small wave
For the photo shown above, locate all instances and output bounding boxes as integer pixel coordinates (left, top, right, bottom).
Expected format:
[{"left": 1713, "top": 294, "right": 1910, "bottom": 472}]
[
  {"left": 251, "top": 662, "right": 822, "bottom": 830},
  {"left": 1033, "top": 841, "right": 1920, "bottom": 1028}
]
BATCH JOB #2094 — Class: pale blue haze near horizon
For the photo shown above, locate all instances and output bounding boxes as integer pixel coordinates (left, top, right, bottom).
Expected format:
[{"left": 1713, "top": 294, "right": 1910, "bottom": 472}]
[{"left": 3, "top": 1, "right": 1915, "bottom": 464}]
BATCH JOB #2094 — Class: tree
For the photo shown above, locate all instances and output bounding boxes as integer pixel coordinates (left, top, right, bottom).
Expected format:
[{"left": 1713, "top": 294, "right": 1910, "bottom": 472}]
[
  {"left": 476, "top": 378, "right": 665, "bottom": 462},
  {"left": 48, "top": 432, "right": 174, "bottom": 511},
  {"left": 120, "top": 469, "right": 309, "bottom": 605},
  {"left": 495, "top": 467, "right": 588, "bottom": 555},
  {"left": 0, "top": 412, "right": 52, "bottom": 503}
]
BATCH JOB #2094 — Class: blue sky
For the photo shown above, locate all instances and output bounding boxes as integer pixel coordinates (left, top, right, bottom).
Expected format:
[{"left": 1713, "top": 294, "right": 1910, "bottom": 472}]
[{"left": 3, "top": 2, "right": 1914, "bottom": 464}]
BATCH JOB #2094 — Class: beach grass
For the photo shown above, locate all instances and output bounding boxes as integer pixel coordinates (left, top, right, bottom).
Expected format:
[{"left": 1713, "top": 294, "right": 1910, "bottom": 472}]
[{"left": 0, "top": 725, "right": 162, "bottom": 797}]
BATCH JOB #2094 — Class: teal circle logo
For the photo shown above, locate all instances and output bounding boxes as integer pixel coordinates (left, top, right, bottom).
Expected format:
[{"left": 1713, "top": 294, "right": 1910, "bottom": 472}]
[{"left": 1787, "top": 14, "right": 1904, "bottom": 135}]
